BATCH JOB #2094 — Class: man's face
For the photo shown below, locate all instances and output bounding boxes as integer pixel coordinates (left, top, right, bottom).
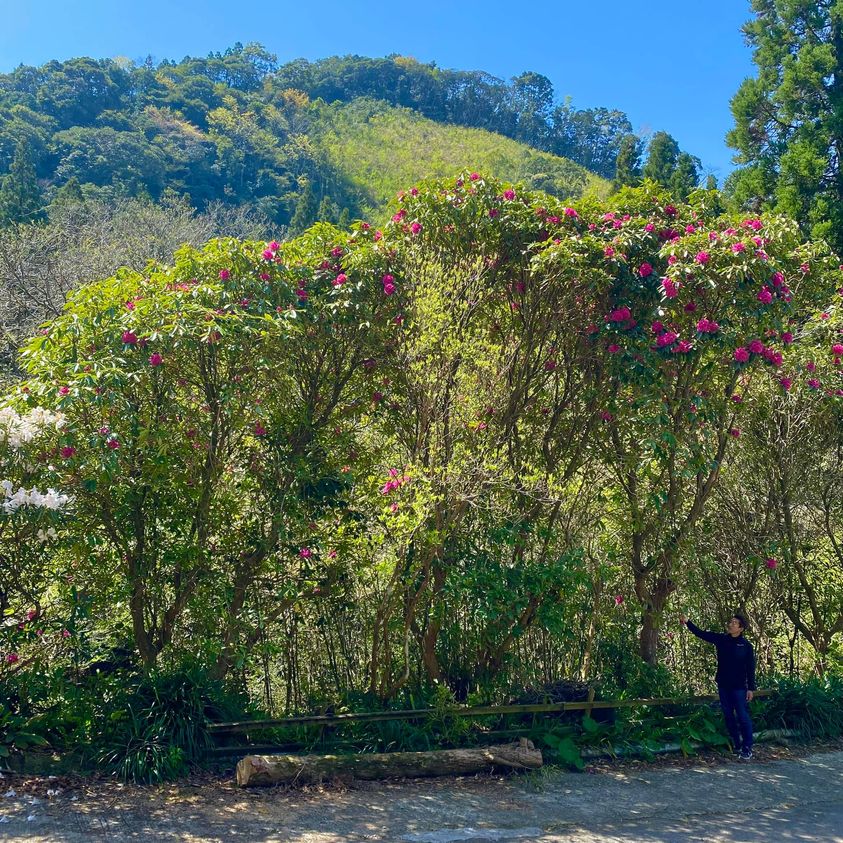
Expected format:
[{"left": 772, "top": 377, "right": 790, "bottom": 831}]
[{"left": 727, "top": 618, "right": 743, "bottom": 636}]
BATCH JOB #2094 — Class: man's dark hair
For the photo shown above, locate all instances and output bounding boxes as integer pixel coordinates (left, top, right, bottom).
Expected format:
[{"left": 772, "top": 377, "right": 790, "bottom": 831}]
[{"left": 732, "top": 613, "right": 748, "bottom": 630}]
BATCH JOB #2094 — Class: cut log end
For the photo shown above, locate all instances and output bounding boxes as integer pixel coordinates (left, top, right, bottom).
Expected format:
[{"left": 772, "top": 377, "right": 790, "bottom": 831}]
[{"left": 236, "top": 739, "right": 542, "bottom": 787}]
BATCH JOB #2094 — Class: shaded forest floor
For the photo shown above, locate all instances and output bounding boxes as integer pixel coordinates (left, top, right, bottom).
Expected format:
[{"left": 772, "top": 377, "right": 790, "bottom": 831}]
[{"left": 2, "top": 740, "right": 842, "bottom": 842}]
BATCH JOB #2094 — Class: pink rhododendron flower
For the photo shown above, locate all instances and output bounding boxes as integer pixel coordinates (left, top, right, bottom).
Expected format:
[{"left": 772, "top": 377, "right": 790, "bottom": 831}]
[
  {"left": 254, "top": 422, "right": 267, "bottom": 436},
  {"left": 58, "top": 386, "right": 70, "bottom": 396},
  {"left": 259, "top": 272, "right": 270, "bottom": 281},
  {"left": 149, "top": 353, "right": 163, "bottom": 367},
  {"left": 564, "top": 207, "right": 578, "bottom": 217},
  {"left": 765, "top": 557, "right": 778, "bottom": 569},
  {"left": 604, "top": 246, "right": 615, "bottom": 258},
  {"left": 806, "top": 361, "right": 816, "bottom": 372},
  {"left": 61, "top": 629, "right": 71, "bottom": 638},
  {"left": 607, "top": 343, "right": 621, "bottom": 354},
  {"left": 372, "top": 391, "right": 383, "bottom": 402},
  {"left": 299, "top": 547, "right": 312, "bottom": 559},
  {"left": 748, "top": 339, "right": 765, "bottom": 355},
  {"left": 686, "top": 224, "right": 696, "bottom": 234},
  {"left": 600, "top": 410, "right": 613, "bottom": 421},
  {"left": 656, "top": 331, "right": 678, "bottom": 348},
  {"left": 390, "top": 502, "right": 399, "bottom": 513},
  {"left": 732, "top": 242, "right": 746, "bottom": 253},
  {"left": 734, "top": 347, "right": 750, "bottom": 363},
  {"left": 779, "top": 377, "right": 792, "bottom": 391},
  {"left": 60, "top": 446, "right": 76, "bottom": 459},
  {"left": 219, "top": 269, "right": 230, "bottom": 280},
  {"left": 695, "top": 251, "right": 710, "bottom": 264},
  {"left": 469, "top": 172, "right": 480, "bottom": 181},
  {"left": 544, "top": 359, "right": 557, "bottom": 371},
  {"left": 763, "top": 348, "right": 784, "bottom": 367},
  {"left": 662, "top": 279, "right": 679, "bottom": 298},
  {"left": 614, "top": 595, "right": 624, "bottom": 606},
  {"left": 672, "top": 340, "right": 693, "bottom": 354},
  {"left": 833, "top": 344, "right": 843, "bottom": 355},
  {"left": 638, "top": 262, "right": 653, "bottom": 278},
  {"left": 107, "top": 438, "right": 120, "bottom": 449},
  {"left": 651, "top": 321, "right": 664, "bottom": 334},
  {"left": 684, "top": 301, "right": 697, "bottom": 313},
  {"left": 645, "top": 223, "right": 655, "bottom": 233},
  {"left": 800, "top": 263, "right": 810, "bottom": 273},
  {"left": 262, "top": 249, "right": 274, "bottom": 260},
  {"left": 5, "top": 653, "right": 19, "bottom": 664},
  {"left": 731, "top": 394, "right": 743, "bottom": 403},
  {"left": 98, "top": 426, "right": 110, "bottom": 436},
  {"left": 503, "top": 189, "right": 516, "bottom": 200},
  {"left": 488, "top": 208, "right": 499, "bottom": 218},
  {"left": 808, "top": 378, "right": 821, "bottom": 389},
  {"left": 697, "top": 318, "right": 719, "bottom": 333},
  {"left": 729, "top": 428, "right": 741, "bottom": 437},
  {"left": 122, "top": 331, "right": 138, "bottom": 345},
  {"left": 333, "top": 273, "right": 347, "bottom": 287},
  {"left": 781, "top": 332, "right": 794, "bottom": 344},
  {"left": 608, "top": 306, "right": 632, "bottom": 323},
  {"left": 757, "top": 288, "right": 773, "bottom": 304},
  {"left": 664, "top": 204, "right": 677, "bottom": 216}
]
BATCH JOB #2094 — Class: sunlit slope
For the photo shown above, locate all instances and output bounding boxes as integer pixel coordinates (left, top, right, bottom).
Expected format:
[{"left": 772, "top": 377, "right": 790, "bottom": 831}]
[{"left": 314, "top": 100, "right": 612, "bottom": 216}]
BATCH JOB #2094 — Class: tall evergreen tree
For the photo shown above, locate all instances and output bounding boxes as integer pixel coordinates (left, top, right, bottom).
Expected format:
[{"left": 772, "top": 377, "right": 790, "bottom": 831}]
[
  {"left": 642, "top": 131, "right": 679, "bottom": 187},
  {"left": 669, "top": 152, "right": 700, "bottom": 199},
  {"left": 614, "top": 133, "right": 642, "bottom": 189},
  {"left": 316, "top": 195, "right": 336, "bottom": 224},
  {"left": 726, "top": 0, "right": 843, "bottom": 251},
  {"left": 289, "top": 179, "right": 318, "bottom": 233},
  {"left": 0, "top": 139, "right": 42, "bottom": 225}
]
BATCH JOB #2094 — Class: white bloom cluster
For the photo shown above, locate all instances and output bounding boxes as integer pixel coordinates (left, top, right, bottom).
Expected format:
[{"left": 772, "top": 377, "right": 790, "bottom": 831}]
[
  {"left": 0, "top": 407, "right": 66, "bottom": 450},
  {"left": 1, "top": 481, "right": 69, "bottom": 513},
  {"left": 37, "top": 527, "right": 58, "bottom": 543}
]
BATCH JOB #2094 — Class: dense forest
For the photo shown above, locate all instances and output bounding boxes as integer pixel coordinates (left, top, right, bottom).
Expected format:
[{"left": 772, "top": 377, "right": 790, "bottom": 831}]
[{"left": 0, "top": 45, "right": 699, "bottom": 230}]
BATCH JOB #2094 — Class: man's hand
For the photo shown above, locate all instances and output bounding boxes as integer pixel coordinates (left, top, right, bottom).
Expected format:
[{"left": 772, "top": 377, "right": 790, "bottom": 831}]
[
  {"left": 746, "top": 690, "right": 754, "bottom": 702},
  {"left": 680, "top": 615, "right": 688, "bottom": 625}
]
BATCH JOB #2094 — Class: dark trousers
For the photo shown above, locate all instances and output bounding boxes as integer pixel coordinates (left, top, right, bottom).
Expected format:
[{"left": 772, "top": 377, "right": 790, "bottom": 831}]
[{"left": 718, "top": 685, "right": 753, "bottom": 751}]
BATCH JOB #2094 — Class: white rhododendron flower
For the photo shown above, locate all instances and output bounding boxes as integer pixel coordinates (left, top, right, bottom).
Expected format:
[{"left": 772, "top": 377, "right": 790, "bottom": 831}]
[{"left": 0, "top": 406, "right": 66, "bottom": 450}]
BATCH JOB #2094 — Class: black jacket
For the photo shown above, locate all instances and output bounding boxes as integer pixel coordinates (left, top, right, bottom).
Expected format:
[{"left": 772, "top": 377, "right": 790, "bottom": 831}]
[{"left": 686, "top": 620, "right": 756, "bottom": 691}]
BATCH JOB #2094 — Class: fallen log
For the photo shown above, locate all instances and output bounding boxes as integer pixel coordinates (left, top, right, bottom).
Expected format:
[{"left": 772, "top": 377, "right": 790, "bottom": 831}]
[{"left": 236, "top": 738, "right": 542, "bottom": 787}]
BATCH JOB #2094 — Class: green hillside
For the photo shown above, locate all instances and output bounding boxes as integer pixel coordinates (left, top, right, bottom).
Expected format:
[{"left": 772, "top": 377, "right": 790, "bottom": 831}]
[
  {"left": 0, "top": 47, "right": 688, "bottom": 232},
  {"left": 314, "top": 100, "right": 611, "bottom": 217}
]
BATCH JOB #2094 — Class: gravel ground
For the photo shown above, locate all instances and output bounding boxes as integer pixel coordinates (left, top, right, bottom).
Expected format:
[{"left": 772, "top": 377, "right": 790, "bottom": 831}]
[{"left": 1, "top": 742, "right": 841, "bottom": 842}]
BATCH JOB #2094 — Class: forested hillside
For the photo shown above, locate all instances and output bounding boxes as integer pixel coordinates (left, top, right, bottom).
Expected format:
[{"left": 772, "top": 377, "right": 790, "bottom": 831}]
[{"left": 0, "top": 44, "right": 696, "bottom": 230}]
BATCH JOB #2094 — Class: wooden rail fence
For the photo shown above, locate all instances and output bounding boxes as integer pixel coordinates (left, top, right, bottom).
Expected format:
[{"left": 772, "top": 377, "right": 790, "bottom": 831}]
[{"left": 209, "top": 689, "right": 774, "bottom": 736}]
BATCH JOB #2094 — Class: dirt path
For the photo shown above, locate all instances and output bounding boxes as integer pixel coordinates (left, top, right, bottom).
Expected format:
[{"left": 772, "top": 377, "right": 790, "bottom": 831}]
[{"left": 1, "top": 745, "right": 841, "bottom": 842}]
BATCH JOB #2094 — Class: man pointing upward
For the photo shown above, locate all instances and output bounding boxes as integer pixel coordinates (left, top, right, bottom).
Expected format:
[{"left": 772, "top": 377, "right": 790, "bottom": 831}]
[{"left": 680, "top": 612, "right": 756, "bottom": 759}]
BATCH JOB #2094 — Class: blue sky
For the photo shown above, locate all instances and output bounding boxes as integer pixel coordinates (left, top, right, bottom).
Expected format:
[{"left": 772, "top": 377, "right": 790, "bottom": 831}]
[{"left": 0, "top": 0, "right": 757, "bottom": 180}]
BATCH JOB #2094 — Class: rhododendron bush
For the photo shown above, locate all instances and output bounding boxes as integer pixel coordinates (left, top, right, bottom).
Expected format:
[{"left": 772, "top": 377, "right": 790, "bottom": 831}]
[{"left": 3, "top": 173, "right": 841, "bottom": 700}]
